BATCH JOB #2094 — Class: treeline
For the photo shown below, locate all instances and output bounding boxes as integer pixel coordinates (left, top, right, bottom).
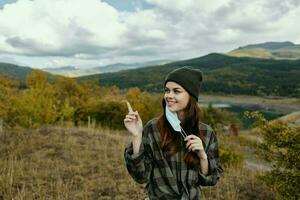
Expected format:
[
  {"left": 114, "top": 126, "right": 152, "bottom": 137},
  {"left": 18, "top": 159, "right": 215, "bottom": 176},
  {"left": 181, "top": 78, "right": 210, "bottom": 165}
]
[
  {"left": 79, "top": 53, "right": 300, "bottom": 97},
  {"left": 0, "top": 70, "right": 161, "bottom": 129},
  {"left": 0, "top": 70, "right": 241, "bottom": 131}
]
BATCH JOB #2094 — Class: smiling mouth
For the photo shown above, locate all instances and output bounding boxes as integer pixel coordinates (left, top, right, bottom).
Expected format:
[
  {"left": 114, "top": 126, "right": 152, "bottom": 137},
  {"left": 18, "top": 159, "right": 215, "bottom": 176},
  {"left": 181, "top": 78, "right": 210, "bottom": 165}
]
[{"left": 167, "top": 101, "right": 176, "bottom": 106}]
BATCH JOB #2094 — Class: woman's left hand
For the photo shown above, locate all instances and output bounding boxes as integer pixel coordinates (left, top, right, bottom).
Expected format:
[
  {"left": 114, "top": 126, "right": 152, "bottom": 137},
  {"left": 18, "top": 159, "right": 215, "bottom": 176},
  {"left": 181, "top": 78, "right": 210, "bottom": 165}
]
[{"left": 184, "top": 135, "right": 207, "bottom": 159}]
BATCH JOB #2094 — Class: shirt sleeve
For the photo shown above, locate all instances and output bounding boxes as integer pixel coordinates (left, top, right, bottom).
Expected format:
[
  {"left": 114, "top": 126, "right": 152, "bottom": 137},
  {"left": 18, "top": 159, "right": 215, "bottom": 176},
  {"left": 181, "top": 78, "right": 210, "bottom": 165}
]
[
  {"left": 197, "top": 129, "right": 223, "bottom": 186},
  {"left": 124, "top": 122, "right": 153, "bottom": 184}
]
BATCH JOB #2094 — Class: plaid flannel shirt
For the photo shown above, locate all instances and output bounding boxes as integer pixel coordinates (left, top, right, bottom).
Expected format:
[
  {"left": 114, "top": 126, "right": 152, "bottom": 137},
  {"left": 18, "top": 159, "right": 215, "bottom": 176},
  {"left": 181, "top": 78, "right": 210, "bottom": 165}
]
[{"left": 124, "top": 118, "right": 223, "bottom": 200}]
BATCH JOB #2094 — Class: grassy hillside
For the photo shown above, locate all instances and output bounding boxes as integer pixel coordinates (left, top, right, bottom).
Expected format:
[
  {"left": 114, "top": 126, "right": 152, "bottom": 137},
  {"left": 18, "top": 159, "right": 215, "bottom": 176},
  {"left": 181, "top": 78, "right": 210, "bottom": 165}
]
[
  {"left": 227, "top": 48, "right": 275, "bottom": 59},
  {"left": 0, "top": 126, "right": 275, "bottom": 200},
  {"left": 276, "top": 111, "right": 300, "bottom": 126},
  {"left": 77, "top": 53, "right": 300, "bottom": 97},
  {"left": 227, "top": 41, "right": 300, "bottom": 60},
  {"left": 240, "top": 41, "right": 295, "bottom": 50},
  {"left": 0, "top": 127, "right": 145, "bottom": 199}
]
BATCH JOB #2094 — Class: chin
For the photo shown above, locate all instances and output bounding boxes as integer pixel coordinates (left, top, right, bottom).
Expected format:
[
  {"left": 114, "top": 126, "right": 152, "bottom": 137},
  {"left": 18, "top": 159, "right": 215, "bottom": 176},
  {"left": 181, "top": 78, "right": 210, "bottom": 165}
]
[
  {"left": 167, "top": 105, "right": 179, "bottom": 112},
  {"left": 168, "top": 108, "right": 176, "bottom": 112}
]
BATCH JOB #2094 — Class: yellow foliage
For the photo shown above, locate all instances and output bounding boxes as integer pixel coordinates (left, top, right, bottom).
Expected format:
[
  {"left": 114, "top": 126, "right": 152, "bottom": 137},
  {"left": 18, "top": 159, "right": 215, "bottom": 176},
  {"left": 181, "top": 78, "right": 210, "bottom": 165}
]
[
  {"left": 126, "top": 87, "right": 161, "bottom": 124},
  {"left": 0, "top": 75, "right": 19, "bottom": 123}
]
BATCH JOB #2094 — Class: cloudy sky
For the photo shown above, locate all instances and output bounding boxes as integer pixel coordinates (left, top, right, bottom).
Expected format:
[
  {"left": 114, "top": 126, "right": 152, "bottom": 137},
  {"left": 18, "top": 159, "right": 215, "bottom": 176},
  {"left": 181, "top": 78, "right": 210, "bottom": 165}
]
[{"left": 0, "top": 0, "right": 299, "bottom": 69}]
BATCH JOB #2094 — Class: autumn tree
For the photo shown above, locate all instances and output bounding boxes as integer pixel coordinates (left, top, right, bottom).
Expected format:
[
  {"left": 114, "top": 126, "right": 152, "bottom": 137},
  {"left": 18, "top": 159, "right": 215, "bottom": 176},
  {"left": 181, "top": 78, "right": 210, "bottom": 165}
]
[
  {"left": 0, "top": 75, "right": 19, "bottom": 127},
  {"left": 52, "top": 77, "right": 105, "bottom": 126},
  {"left": 15, "top": 70, "right": 58, "bottom": 127},
  {"left": 126, "top": 87, "right": 161, "bottom": 124}
]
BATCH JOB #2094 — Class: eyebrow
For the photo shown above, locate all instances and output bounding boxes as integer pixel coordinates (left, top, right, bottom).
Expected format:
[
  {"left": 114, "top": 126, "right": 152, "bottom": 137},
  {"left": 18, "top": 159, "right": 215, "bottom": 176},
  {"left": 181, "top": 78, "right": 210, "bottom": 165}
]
[{"left": 165, "top": 87, "right": 183, "bottom": 90}]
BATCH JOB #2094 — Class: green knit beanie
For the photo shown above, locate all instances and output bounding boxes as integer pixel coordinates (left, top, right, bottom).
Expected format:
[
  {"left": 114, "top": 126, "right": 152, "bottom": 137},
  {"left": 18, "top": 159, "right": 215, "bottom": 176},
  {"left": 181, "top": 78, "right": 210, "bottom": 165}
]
[{"left": 164, "top": 67, "right": 203, "bottom": 100}]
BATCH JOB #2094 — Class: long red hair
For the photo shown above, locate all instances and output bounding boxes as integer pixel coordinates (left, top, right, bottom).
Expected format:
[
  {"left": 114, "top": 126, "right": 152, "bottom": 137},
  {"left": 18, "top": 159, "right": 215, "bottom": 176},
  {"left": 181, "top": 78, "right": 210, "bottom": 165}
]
[{"left": 157, "top": 96, "right": 206, "bottom": 169}]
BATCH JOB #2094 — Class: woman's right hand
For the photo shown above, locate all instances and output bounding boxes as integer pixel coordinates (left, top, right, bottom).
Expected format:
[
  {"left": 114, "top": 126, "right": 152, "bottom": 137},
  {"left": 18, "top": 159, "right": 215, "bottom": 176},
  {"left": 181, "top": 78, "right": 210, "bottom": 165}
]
[{"left": 123, "top": 100, "right": 143, "bottom": 138}]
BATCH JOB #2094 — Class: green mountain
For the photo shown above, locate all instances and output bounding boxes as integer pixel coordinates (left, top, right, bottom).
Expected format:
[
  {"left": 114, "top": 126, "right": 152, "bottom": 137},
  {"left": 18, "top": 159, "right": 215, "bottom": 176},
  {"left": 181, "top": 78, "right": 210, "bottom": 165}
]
[
  {"left": 77, "top": 53, "right": 300, "bottom": 97},
  {"left": 0, "top": 63, "right": 58, "bottom": 85},
  {"left": 0, "top": 62, "right": 34, "bottom": 81},
  {"left": 227, "top": 41, "right": 300, "bottom": 60}
]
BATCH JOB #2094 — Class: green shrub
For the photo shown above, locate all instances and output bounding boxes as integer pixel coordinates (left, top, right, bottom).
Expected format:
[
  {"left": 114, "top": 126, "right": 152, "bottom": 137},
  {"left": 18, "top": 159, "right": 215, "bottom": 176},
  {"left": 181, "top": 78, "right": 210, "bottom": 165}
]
[
  {"left": 219, "top": 147, "right": 244, "bottom": 168},
  {"left": 88, "top": 100, "right": 127, "bottom": 129},
  {"left": 201, "top": 104, "right": 241, "bottom": 130},
  {"left": 246, "top": 111, "right": 300, "bottom": 200}
]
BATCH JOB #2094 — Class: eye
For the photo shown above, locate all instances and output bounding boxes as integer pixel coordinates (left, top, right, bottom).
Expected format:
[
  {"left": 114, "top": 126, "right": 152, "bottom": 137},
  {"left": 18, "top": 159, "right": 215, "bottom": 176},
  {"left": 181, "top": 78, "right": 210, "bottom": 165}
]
[
  {"left": 174, "top": 89, "right": 181, "bottom": 94},
  {"left": 164, "top": 88, "right": 170, "bottom": 93}
]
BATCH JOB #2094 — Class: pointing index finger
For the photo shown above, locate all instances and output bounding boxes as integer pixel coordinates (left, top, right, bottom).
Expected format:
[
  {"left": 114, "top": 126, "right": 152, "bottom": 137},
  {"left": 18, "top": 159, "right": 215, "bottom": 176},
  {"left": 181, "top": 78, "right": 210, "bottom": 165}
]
[{"left": 123, "top": 100, "right": 133, "bottom": 113}]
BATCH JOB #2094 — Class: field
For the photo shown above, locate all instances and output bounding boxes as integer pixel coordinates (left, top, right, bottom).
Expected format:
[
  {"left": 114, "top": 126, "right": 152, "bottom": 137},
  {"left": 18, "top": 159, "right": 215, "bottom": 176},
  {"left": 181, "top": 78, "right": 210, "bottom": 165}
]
[
  {"left": 0, "top": 125, "right": 275, "bottom": 200},
  {"left": 1, "top": 92, "right": 298, "bottom": 199}
]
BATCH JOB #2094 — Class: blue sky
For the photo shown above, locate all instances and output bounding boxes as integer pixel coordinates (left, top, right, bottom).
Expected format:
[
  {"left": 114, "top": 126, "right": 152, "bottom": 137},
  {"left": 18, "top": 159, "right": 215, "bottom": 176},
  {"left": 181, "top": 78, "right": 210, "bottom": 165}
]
[
  {"left": 0, "top": 0, "right": 154, "bottom": 11},
  {"left": 103, "top": 0, "right": 154, "bottom": 12},
  {"left": 0, "top": 0, "right": 17, "bottom": 9},
  {"left": 0, "top": 0, "right": 299, "bottom": 69}
]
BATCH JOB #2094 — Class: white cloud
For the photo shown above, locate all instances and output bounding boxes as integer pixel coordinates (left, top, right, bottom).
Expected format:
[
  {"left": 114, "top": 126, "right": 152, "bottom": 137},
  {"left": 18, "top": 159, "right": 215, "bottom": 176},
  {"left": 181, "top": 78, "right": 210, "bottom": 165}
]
[
  {"left": 0, "top": 0, "right": 299, "bottom": 68},
  {"left": 0, "top": 0, "right": 126, "bottom": 56}
]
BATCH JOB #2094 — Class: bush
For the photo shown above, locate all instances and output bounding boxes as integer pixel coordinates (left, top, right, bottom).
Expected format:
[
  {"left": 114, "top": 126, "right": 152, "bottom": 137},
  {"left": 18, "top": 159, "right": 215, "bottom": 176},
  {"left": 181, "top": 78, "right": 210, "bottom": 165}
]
[
  {"left": 219, "top": 147, "right": 244, "bottom": 168},
  {"left": 201, "top": 104, "right": 241, "bottom": 131},
  {"left": 88, "top": 100, "right": 127, "bottom": 129},
  {"left": 246, "top": 111, "right": 300, "bottom": 200}
]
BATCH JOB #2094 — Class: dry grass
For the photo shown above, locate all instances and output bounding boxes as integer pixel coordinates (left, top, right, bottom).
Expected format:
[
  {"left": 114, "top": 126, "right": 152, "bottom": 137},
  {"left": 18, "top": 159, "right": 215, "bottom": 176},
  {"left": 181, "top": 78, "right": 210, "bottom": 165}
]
[
  {"left": 0, "top": 127, "right": 275, "bottom": 200},
  {"left": 201, "top": 166, "right": 275, "bottom": 200},
  {"left": 201, "top": 132, "right": 275, "bottom": 200},
  {"left": 0, "top": 127, "right": 146, "bottom": 200}
]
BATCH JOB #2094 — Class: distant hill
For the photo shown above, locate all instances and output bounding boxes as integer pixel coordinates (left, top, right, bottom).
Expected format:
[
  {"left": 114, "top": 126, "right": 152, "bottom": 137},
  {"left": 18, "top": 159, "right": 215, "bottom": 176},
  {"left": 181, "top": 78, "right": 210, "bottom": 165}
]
[
  {"left": 0, "top": 62, "right": 57, "bottom": 85},
  {"left": 44, "top": 66, "right": 77, "bottom": 72},
  {"left": 42, "top": 60, "right": 171, "bottom": 77},
  {"left": 0, "top": 62, "right": 34, "bottom": 81},
  {"left": 240, "top": 41, "right": 295, "bottom": 50},
  {"left": 42, "top": 66, "right": 80, "bottom": 77},
  {"left": 91, "top": 60, "right": 172, "bottom": 74},
  {"left": 227, "top": 41, "right": 300, "bottom": 60},
  {"left": 77, "top": 53, "right": 300, "bottom": 97}
]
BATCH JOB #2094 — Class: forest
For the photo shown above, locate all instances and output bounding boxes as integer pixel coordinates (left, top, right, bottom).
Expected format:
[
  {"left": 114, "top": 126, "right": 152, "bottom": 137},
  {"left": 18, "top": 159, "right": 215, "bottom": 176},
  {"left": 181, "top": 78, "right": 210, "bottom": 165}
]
[{"left": 78, "top": 53, "right": 300, "bottom": 97}]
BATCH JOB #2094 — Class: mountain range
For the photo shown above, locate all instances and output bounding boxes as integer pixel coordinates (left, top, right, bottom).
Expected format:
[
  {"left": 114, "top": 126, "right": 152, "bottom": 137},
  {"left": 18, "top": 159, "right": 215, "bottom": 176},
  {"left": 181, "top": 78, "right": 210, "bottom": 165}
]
[
  {"left": 1, "top": 41, "right": 299, "bottom": 97},
  {"left": 27, "top": 41, "right": 300, "bottom": 77},
  {"left": 41, "top": 60, "right": 172, "bottom": 77},
  {"left": 77, "top": 53, "right": 300, "bottom": 97}
]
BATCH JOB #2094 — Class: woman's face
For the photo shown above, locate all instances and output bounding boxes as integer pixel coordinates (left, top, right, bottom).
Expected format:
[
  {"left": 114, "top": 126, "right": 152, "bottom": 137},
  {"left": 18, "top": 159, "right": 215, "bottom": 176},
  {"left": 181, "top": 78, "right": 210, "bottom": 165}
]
[{"left": 164, "top": 81, "right": 190, "bottom": 113}]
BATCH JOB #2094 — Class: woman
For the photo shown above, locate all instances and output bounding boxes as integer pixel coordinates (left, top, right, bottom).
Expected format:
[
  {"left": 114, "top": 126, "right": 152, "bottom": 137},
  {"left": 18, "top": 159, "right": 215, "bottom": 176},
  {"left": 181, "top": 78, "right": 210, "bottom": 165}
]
[{"left": 124, "top": 67, "right": 222, "bottom": 200}]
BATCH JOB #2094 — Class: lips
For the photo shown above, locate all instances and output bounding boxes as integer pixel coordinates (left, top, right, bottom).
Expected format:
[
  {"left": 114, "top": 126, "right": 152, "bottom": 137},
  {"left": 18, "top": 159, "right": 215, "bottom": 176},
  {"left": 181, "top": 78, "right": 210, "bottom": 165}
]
[{"left": 166, "top": 101, "right": 176, "bottom": 106}]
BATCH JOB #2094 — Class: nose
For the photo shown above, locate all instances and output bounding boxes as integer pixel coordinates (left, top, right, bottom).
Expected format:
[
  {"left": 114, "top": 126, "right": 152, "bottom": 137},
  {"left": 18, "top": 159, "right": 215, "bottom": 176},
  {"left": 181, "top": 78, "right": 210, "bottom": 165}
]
[{"left": 165, "top": 91, "right": 174, "bottom": 99}]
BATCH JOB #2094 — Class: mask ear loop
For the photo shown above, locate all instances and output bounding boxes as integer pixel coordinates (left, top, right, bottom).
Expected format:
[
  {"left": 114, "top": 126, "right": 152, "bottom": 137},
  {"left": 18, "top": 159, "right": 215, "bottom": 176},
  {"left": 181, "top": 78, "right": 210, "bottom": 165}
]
[{"left": 180, "top": 126, "right": 188, "bottom": 139}]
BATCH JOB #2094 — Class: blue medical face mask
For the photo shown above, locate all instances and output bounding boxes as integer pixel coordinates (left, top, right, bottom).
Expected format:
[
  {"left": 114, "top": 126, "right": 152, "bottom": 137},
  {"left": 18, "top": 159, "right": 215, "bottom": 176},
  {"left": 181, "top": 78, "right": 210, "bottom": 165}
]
[
  {"left": 165, "top": 105, "right": 181, "bottom": 131},
  {"left": 165, "top": 106, "right": 187, "bottom": 139}
]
